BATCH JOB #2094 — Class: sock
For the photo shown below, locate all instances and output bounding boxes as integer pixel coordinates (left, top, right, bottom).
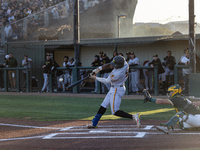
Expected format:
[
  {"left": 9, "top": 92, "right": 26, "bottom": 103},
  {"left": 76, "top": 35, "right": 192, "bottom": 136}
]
[
  {"left": 114, "top": 110, "right": 132, "bottom": 119},
  {"left": 92, "top": 106, "right": 107, "bottom": 127},
  {"left": 151, "top": 98, "right": 157, "bottom": 103},
  {"left": 92, "top": 114, "right": 102, "bottom": 127}
]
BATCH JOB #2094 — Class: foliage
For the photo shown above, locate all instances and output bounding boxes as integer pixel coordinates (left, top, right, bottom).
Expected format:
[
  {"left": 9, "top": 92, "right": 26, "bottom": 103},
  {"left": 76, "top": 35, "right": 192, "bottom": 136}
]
[{"left": 133, "top": 24, "right": 174, "bottom": 37}]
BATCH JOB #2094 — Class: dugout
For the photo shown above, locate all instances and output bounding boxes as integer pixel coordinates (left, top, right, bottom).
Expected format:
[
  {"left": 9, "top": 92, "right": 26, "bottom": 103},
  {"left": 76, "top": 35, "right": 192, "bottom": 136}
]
[{"left": 4, "top": 34, "right": 200, "bottom": 93}]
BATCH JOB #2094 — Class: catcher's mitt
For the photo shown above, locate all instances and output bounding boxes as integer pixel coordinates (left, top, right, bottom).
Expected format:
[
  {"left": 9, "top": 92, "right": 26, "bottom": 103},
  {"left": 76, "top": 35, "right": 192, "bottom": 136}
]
[{"left": 143, "top": 89, "right": 152, "bottom": 103}]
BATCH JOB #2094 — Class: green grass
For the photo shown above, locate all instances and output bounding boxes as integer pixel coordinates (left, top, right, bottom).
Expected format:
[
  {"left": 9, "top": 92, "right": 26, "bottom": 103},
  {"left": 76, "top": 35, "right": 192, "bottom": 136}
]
[{"left": 0, "top": 95, "right": 177, "bottom": 121}]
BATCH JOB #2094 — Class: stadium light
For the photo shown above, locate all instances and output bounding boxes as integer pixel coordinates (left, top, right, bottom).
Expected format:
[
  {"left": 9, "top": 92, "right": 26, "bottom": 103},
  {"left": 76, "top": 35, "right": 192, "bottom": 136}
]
[{"left": 118, "top": 15, "right": 127, "bottom": 38}]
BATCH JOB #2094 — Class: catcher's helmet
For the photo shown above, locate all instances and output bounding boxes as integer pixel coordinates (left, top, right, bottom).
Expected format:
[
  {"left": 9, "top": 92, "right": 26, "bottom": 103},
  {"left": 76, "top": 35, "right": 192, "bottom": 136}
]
[
  {"left": 167, "top": 84, "right": 182, "bottom": 98},
  {"left": 110, "top": 56, "right": 125, "bottom": 68}
]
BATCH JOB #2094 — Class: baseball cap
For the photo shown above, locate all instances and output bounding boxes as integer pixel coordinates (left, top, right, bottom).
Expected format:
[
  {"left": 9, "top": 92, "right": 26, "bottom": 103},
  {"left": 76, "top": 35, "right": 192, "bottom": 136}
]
[
  {"left": 24, "top": 54, "right": 28, "bottom": 57},
  {"left": 153, "top": 54, "right": 158, "bottom": 57},
  {"left": 185, "top": 50, "right": 189, "bottom": 54},
  {"left": 5, "top": 55, "right": 9, "bottom": 59},
  {"left": 99, "top": 51, "right": 103, "bottom": 54},
  {"left": 46, "top": 53, "right": 50, "bottom": 56},
  {"left": 126, "top": 51, "right": 130, "bottom": 54},
  {"left": 69, "top": 57, "right": 74, "bottom": 61},
  {"left": 130, "top": 52, "right": 134, "bottom": 55},
  {"left": 102, "top": 53, "right": 107, "bottom": 57}
]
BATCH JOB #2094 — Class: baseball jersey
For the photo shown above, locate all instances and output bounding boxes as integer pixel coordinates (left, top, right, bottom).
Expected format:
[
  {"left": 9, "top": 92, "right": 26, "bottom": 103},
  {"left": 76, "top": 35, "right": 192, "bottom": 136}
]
[
  {"left": 181, "top": 56, "right": 190, "bottom": 75},
  {"left": 43, "top": 59, "right": 52, "bottom": 73},
  {"left": 22, "top": 58, "right": 32, "bottom": 73},
  {"left": 128, "top": 57, "right": 139, "bottom": 72},
  {"left": 169, "top": 96, "right": 200, "bottom": 115},
  {"left": 96, "top": 61, "right": 129, "bottom": 86}
]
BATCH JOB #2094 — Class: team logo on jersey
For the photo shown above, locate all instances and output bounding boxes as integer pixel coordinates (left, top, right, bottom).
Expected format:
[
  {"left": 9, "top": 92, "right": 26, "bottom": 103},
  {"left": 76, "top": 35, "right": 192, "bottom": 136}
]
[{"left": 113, "top": 60, "right": 115, "bottom": 63}]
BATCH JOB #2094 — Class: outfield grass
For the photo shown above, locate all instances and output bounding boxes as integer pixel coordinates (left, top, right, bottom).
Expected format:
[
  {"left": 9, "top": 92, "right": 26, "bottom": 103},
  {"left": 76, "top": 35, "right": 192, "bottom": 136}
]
[{"left": 0, "top": 95, "right": 177, "bottom": 121}]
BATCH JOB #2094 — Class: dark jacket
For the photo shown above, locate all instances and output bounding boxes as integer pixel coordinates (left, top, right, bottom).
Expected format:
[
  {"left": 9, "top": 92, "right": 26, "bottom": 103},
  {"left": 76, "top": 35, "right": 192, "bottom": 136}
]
[
  {"left": 149, "top": 58, "right": 165, "bottom": 74},
  {"left": 6, "top": 57, "right": 17, "bottom": 68},
  {"left": 163, "top": 56, "right": 176, "bottom": 70},
  {"left": 43, "top": 59, "right": 53, "bottom": 73},
  {"left": 51, "top": 60, "right": 63, "bottom": 76}
]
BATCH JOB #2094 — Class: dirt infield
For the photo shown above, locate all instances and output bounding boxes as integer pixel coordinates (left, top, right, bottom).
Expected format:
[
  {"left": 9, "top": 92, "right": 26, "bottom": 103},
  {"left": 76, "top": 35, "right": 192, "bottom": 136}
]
[
  {"left": 0, "top": 118, "right": 200, "bottom": 150},
  {"left": 0, "top": 92, "right": 200, "bottom": 149}
]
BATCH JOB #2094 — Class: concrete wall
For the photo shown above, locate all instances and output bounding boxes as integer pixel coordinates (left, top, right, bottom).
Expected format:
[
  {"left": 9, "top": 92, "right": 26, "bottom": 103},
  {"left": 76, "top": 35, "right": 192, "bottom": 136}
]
[{"left": 80, "top": 40, "right": 194, "bottom": 66}]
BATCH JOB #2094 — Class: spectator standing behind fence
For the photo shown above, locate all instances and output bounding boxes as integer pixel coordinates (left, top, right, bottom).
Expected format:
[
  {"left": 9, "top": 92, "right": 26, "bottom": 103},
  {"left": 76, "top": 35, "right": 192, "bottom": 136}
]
[
  {"left": 162, "top": 51, "right": 176, "bottom": 94},
  {"left": 22, "top": 54, "right": 32, "bottom": 86},
  {"left": 38, "top": 54, "right": 53, "bottom": 93},
  {"left": 6, "top": 53, "right": 18, "bottom": 89},
  {"left": 128, "top": 52, "right": 140, "bottom": 93},
  {"left": 67, "top": 57, "right": 75, "bottom": 86},
  {"left": 149, "top": 54, "right": 165, "bottom": 92},
  {"left": 52, "top": 7, "right": 59, "bottom": 20},
  {"left": 101, "top": 53, "right": 111, "bottom": 93},
  {"left": 4, "top": 22, "right": 12, "bottom": 41},
  {"left": 91, "top": 55, "right": 101, "bottom": 93},
  {"left": 63, "top": 56, "right": 70, "bottom": 87},
  {"left": 143, "top": 61, "right": 153, "bottom": 91},
  {"left": 126, "top": 52, "right": 130, "bottom": 62},
  {"left": 51, "top": 60, "right": 65, "bottom": 92},
  {"left": 180, "top": 50, "right": 190, "bottom": 93}
]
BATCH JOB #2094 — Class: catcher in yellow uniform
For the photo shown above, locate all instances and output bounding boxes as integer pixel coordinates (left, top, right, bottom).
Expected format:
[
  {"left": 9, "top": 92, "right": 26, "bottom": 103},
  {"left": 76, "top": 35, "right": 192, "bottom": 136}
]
[{"left": 144, "top": 84, "right": 200, "bottom": 133}]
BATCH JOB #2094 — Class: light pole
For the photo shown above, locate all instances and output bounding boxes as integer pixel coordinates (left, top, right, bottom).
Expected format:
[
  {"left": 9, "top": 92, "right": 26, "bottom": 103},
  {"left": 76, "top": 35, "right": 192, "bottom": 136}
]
[{"left": 118, "top": 15, "right": 127, "bottom": 38}]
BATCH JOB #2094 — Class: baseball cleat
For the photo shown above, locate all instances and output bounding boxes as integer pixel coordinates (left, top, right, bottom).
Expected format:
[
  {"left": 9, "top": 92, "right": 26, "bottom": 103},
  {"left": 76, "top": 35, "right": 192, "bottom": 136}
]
[
  {"left": 86, "top": 123, "right": 97, "bottom": 129},
  {"left": 133, "top": 113, "right": 141, "bottom": 128},
  {"left": 38, "top": 90, "right": 44, "bottom": 93}
]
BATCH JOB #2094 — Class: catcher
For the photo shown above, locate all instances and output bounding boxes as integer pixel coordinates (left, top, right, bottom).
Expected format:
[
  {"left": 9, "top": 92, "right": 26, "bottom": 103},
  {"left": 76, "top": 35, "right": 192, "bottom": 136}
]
[{"left": 143, "top": 84, "right": 200, "bottom": 133}]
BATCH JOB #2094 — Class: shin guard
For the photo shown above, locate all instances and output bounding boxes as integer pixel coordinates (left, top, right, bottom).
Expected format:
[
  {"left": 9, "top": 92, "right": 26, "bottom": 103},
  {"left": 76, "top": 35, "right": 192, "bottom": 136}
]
[{"left": 161, "top": 111, "right": 186, "bottom": 130}]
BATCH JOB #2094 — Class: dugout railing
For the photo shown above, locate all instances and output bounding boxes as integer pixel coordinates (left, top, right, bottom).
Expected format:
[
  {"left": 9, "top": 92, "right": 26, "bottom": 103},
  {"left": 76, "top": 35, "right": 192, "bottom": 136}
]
[
  {"left": 0, "top": 65, "right": 188, "bottom": 95},
  {"left": 54, "top": 66, "right": 159, "bottom": 95},
  {"left": 0, "top": 67, "right": 30, "bottom": 92}
]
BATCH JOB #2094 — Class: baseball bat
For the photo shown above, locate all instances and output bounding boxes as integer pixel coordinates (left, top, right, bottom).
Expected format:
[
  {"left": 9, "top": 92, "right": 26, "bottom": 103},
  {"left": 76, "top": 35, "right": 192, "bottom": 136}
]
[{"left": 66, "top": 75, "right": 90, "bottom": 90}]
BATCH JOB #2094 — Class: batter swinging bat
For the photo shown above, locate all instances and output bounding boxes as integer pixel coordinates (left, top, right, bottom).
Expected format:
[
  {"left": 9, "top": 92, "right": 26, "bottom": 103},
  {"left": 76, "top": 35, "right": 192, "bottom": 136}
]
[{"left": 66, "top": 75, "right": 90, "bottom": 90}]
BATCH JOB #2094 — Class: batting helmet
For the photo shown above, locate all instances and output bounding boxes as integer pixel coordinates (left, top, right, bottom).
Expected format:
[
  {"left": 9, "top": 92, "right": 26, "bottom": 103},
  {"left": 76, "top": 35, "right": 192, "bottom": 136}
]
[
  {"left": 167, "top": 84, "right": 182, "bottom": 98},
  {"left": 110, "top": 56, "right": 125, "bottom": 68}
]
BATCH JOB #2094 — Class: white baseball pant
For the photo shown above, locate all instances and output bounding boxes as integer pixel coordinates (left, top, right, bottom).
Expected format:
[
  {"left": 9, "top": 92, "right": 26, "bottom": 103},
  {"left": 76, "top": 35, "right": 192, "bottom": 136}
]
[{"left": 101, "top": 86, "right": 125, "bottom": 115}]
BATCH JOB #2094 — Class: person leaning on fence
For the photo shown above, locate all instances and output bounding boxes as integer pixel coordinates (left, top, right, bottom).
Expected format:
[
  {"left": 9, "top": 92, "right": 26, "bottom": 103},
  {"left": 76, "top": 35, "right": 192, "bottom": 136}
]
[
  {"left": 51, "top": 60, "right": 65, "bottom": 92},
  {"left": 110, "top": 51, "right": 118, "bottom": 62},
  {"left": 101, "top": 53, "right": 111, "bottom": 93},
  {"left": 91, "top": 55, "right": 102, "bottom": 93},
  {"left": 143, "top": 60, "right": 153, "bottom": 91},
  {"left": 148, "top": 54, "right": 165, "bottom": 92},
  {"left": 179, "top": 50, "right": 190, "bottom": 93},
  {"left": 22, "top": 54, "right": 32, "bottom": 89},
  {"left": 162, "top": 51, "right": 176, "bottom": 94},
  {"left": 126, "top": 51, "right": 130, "bottom": 62},
  {"left": 63, "top": 56, "right": 70, "bottom": 87},
  {"left": 128, "top": 52, "right": 140, "bottom": 93},
  {"left": 67, "top": 57, "right": 76, "bottom": 86},
  {"left": 38, "top": 53, "right": 53, "bottom": 93},
  {"left": 6, "top": 53, "right": 18, "bottom": 89}
]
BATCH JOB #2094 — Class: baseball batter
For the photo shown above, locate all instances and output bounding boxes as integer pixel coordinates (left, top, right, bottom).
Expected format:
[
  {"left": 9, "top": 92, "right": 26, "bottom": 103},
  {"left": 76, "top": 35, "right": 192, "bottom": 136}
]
[
  {"left": 87, "top": 56, "right": 140, "bottom": 128},
  {"left": 144, "top": 84, "right": 200, "bottom": 132}
]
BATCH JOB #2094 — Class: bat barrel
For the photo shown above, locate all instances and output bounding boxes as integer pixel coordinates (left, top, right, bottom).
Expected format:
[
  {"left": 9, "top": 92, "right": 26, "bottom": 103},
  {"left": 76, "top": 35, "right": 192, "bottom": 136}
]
[{"left": 66, "top": 75, "right": 90, "bottom": 90}]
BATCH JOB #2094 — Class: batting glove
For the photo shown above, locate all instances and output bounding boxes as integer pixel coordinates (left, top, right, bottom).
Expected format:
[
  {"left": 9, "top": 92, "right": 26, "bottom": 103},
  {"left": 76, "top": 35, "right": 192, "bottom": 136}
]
[{"left": 92, "top": 68, "right": 100, "bottom": 75}]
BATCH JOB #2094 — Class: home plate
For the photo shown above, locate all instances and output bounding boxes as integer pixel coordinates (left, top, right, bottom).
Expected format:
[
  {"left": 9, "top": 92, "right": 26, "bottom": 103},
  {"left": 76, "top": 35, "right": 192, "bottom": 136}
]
[{"left": 89, "top": 130, "right": 108, "bottom": 133}]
